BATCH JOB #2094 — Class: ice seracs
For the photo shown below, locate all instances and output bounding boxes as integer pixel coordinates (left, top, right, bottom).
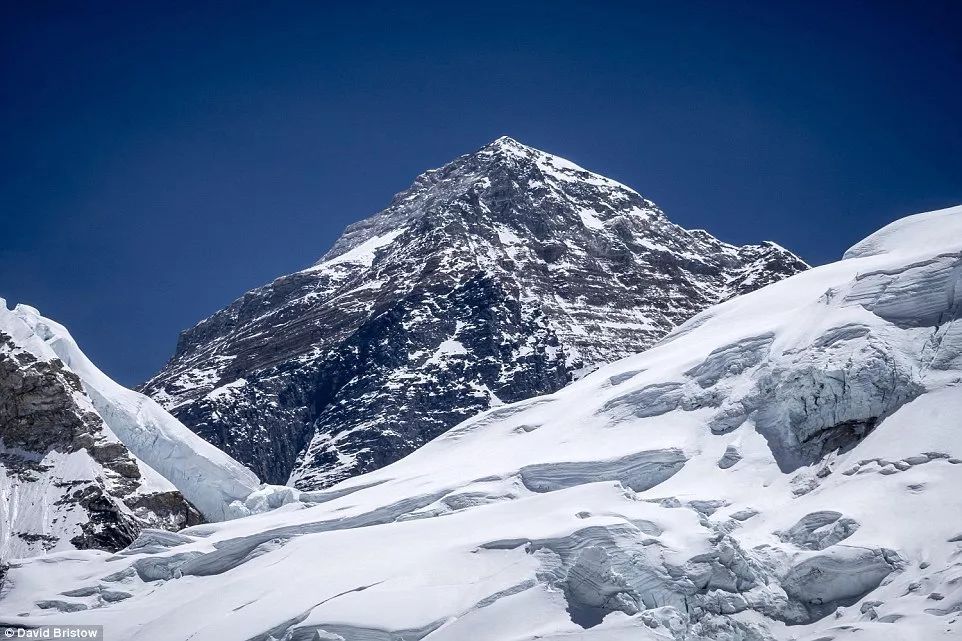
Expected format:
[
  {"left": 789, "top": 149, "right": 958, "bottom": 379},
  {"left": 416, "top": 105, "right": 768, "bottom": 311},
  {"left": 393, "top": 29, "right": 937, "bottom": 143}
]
[
  {"left": 3, "top": 205, "right": 958, "bottom": 640},
  {"left": 142, "top": 136, "right": 807, "bottom": 490}
]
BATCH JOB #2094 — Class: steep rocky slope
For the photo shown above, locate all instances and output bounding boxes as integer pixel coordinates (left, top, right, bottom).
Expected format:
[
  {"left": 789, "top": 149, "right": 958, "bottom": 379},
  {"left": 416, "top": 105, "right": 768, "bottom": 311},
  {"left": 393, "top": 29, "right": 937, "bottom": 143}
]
[
  {"left": 0, "top": 302, "right": 267, "bottom": 559},
  {"left": 143, "top": 137, "right": 807, "bottom": 489},
  {"left": 5, "top": 205, "right": 958, "bottom": 641},
  {"left": 0, "top": 304, "right": 200, "bottom": 559}
]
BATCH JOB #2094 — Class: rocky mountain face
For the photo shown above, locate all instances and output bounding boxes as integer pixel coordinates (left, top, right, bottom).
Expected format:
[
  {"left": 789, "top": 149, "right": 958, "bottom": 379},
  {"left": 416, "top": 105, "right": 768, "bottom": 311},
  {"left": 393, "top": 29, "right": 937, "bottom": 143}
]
[
  {"left": 0, "top": 305, "right": 201, "bottom": 560},
  {"left": 143, "top": 137, "right": 808, "bottom": 489},
  {"left": 7, "top": 205, "right": 960, "bottom": 641},
  {"left": 0, "top": 301, "right": 284, "bottom": 560}
]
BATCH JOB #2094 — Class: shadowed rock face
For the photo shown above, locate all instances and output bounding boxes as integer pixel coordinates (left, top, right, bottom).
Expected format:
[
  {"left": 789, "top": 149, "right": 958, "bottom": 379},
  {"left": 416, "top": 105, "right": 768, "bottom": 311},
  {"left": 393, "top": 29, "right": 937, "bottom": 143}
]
[
  {"left": 0, "top": 332, "right": 201, "bottom": 558},
  {"left": 142, "top": 137, "right": 807, "bottom": 489}
]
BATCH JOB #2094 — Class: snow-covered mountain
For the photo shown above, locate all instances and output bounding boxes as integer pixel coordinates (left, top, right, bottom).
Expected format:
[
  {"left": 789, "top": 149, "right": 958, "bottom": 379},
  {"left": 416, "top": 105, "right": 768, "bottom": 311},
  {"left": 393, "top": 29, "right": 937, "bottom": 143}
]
[
  {"left": 4, "top": 205, "right": 959, "bottom": 641},
  {"left": 0, "top": 302, "right": 264, "bottom": 559},
  {"left": 142, "top": 136, "right": 807, "bottom": 490}
]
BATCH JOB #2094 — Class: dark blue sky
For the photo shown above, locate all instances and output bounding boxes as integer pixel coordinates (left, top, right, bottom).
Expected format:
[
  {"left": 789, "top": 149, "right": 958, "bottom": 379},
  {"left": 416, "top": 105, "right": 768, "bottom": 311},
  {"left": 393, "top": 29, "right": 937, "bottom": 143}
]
[{"left": 2, "top": 1, "right": 960, "bottom": 386}]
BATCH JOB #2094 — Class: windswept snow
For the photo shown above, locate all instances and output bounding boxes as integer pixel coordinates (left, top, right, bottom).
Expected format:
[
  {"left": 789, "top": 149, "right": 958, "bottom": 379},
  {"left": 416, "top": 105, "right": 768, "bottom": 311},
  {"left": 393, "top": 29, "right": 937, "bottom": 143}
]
[
  {"left": 2, "top": 205, "right": 959, "bottom": 640},
  {"left": 311, "top": 227, "right": 406, "bottom": 269},
  {"left": 843, "top": 204, "right": 962, "bottom": 260},
  {"left": 578, "top": 208, "right": 605, "bottom": 230}
]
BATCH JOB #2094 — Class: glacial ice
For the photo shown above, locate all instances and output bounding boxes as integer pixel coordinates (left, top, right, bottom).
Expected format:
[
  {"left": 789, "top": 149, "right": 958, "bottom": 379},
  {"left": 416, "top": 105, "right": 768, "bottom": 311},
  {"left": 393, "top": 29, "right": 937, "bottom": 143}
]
[
  {"left": 519, "top": 449, "right": 687, "bottom": 493},
  {"left": 2, "top": 205, "right": 961, "bottom": 641},
  {"left": 782, "top": 546, "right": 901, "bottom": 611},
  {"left": 843, "top": 253, "right": 962, "bottom": 327},
  {"left": 775, "top": 511, "right": 859, "bottom": 551}
]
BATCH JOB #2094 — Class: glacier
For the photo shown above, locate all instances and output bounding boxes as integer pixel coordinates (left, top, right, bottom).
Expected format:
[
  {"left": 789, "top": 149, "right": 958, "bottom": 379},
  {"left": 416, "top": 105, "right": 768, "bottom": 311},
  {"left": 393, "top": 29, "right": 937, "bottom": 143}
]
[{"left": 1, "top": 204, "right": 961, "bottom": 640}]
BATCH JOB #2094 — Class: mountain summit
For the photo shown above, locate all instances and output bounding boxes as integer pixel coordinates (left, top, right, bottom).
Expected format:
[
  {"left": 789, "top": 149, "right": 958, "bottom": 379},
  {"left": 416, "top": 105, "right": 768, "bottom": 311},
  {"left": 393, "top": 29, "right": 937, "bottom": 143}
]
[{"left": 143, "top": 138, "right": 808, "bottom": 489}]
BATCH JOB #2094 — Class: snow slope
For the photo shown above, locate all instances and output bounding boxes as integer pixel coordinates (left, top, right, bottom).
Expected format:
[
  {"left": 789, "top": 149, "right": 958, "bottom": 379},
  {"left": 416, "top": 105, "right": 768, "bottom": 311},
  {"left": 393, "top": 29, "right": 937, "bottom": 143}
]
[
  {"left": 2, "top": 205, "right": 960, "bottom": 640},
  {"left": 2, "top": 304, "right": 260, "bottom": 524}
]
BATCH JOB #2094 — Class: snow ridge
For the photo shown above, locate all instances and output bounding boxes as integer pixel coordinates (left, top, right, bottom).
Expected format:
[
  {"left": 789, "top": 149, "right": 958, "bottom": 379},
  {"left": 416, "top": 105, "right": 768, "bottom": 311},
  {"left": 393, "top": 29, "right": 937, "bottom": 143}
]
[
  {"left": 7, "top": 304, "right": 261, "bottom": 522},
  {"left": 1, "top": 302, "right": 199, "bottom": 559}
]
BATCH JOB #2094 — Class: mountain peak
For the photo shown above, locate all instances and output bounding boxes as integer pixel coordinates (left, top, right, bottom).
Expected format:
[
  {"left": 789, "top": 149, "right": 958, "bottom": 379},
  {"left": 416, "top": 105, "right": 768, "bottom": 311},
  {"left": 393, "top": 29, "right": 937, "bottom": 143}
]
[
  {"left": 487, "top": 134, "right": 524, "bottom": 147},
  {"left": 479, "top": 135, "right": 531, "bottom": 154},
  {"left": 475, "top": 135, "right": 578, "bottom": 167},
  {"left": 143, "top": 141, "right": 808, "bottom": 490},
  {"left": 474, "top": 136, "right": 587, "bottom": 173},
  {"left": 313, "top": 137, "right": 648, "bottom": 266}
]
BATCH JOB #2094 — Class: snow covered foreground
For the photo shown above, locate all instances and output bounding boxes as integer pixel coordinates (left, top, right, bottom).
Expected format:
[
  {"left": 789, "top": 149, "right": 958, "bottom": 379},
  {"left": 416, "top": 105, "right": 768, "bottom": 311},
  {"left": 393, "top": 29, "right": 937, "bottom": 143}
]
[{"left": 3, "top": 205, "right": 962, "bottom": 640}]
